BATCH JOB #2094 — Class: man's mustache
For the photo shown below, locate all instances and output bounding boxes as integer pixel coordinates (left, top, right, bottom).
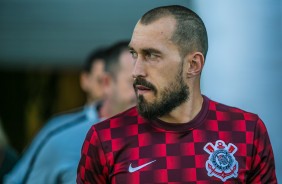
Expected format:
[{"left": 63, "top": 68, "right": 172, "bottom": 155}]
[{"left": 133, "top": 77, "right": 157, "bottom": 93}]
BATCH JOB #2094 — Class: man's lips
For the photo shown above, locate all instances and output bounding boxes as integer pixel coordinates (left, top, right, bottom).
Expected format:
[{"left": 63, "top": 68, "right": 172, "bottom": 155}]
[
  {"left": 136, "top": 85, "right": 151, "bottom": 90},
  {"left": 135, "top": 85, "right": 152, "bottom": 94}
]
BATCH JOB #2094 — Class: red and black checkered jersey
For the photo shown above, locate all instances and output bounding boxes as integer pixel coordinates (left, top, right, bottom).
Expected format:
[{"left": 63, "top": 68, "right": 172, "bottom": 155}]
[{"left": 77, "top": 96, "right": 277, "bottom": 184}]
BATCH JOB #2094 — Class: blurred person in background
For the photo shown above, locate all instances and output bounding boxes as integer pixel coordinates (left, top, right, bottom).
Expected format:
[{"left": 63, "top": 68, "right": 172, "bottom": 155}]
[
  {"left": 99, "top": 41, "right": 136, "bottom": 119},
  {"left": 77, "top": 5, "right": 277, "bottom": 183},
  {"left": 4, "top": 47, "right": 108, "bottom": 184},
  {"left": 0, "top": 118, "right": 18, "bottom": 183},
  {"left": 4, "top": 40, "right": 136, "bottom": 184}
]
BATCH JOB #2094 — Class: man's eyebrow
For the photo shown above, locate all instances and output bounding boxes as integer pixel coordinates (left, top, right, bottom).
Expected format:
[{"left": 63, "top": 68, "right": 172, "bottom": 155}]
[
  {"left": 142, "top": 48, "right": 161, "bottom": 54},
  {"left": 128, "top": 45, "right": 162, "bottom": 55},
  {"left": 128, "top": 47, "right": 161, "bottom": 54}
]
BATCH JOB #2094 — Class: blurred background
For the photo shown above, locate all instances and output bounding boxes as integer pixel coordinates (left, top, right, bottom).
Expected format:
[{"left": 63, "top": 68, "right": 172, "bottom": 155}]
[{"left": 0, "top": 0, "right": 281, "bottom": 181}]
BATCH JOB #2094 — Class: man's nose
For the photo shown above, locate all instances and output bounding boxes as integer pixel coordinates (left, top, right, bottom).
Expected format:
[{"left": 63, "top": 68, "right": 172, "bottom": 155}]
[{"left": 132, "top": 57, "right": 146, "bottom": 79}]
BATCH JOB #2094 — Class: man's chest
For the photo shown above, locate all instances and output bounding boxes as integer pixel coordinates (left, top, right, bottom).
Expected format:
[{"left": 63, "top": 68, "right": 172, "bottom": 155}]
[{"left": 103, "top": 131, "right": 251, "bottom": 183}]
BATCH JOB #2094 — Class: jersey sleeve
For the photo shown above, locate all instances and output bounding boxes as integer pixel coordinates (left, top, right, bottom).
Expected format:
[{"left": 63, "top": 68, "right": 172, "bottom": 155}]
[
  {"left": 247, "top": 117, "right": 277, "bottom": 183},
  {"left": 77, "top": 126, "right": 109, "bottom": 184}
]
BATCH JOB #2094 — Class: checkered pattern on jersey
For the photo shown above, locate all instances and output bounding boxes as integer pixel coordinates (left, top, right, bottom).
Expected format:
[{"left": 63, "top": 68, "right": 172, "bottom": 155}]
[{"left": 77, "top": 96, "right": 277, "bottom": 184}]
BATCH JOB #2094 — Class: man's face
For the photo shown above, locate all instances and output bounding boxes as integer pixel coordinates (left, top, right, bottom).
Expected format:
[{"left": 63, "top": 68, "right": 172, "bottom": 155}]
[
  {"left": 112, "top": 50, "right": 136, "bottom": 111},
  {"left": 81, "top": 60, "right": 106, "bottom": 103},
  {"left": 129, "top": 17, "right": 189, "bottom": 119}
]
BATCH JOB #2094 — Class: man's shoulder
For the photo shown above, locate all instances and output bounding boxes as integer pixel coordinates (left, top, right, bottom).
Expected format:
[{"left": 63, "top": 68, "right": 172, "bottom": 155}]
[
  {"left": 49, "top": 107, "right": 85, "bottom": 123},
  {"left": 94, "top": 106, "right": 138, "bottom": 131},
  {"left": 208, "top": 97, "right": 259, "bottom": 121},
  {"left": 28, "top": 107, "right": 86, "bottom": 148},
  {"left": 42, "top": 107, "right": 85, "bottom": 130}
]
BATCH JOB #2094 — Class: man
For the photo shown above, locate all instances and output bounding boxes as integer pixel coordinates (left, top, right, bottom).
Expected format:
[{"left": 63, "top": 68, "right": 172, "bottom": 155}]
[
  {"left": 99, "top": 41, "right": 136, "bottom": 119},
  {"left": 77, "top": 5, "right": 277, "bottom": 183},
  {"left": 4, "top": 48, "right": 108, "bottom": 184},
  {"left": 5, "top": 41, "right": 135, "bottom": 184}
]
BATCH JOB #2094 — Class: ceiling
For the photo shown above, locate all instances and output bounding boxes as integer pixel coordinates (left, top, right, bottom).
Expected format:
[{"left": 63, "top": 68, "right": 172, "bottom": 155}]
[{"left": 0, "top": 0, "right": 193, "bottom": 69}]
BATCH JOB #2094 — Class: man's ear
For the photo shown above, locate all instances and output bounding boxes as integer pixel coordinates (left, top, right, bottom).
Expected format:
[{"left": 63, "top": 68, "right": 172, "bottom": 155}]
[
  {"left": 185, "top": 52, "right": 205, "bottom": 78},
  {"left": 103, "top": 73, "right": 113, "bottom": 94},
  {"left": 80, "top": 72, "right": 89, "bottom": 92},
  {"left": 103, "top": 73, "right": 112, "bottom": 87}
]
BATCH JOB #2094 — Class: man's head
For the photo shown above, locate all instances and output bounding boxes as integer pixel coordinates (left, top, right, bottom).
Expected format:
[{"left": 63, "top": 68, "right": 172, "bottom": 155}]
[
  {"left": 140, "top": 5, "right": 208, "bottom": 59},
  {"left": 102, "top": 41, "right": 136, "bottom": 117},
  {"left": 129, "top": 5, "right": 208, "bottom": 119},
  {"left": 80, "top": 48, "right": 107, "bottom": 104}
]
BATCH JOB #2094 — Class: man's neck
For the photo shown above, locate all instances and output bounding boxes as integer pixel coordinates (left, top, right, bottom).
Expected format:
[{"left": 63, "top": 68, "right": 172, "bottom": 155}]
[
  {"left": 99, "top": 98, "right": 115, "bottom": 119},
  {"left": 158, "top": 93, "right": 203, "bottom": 124}
]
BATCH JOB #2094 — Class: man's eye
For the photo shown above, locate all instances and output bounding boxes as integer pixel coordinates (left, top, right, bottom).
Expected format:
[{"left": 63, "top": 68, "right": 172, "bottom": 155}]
[
  {"left": 130, "top": 51, "right": 138, "bottom": 59},
  {"left": 146, "top": 53, "right": 157, "bottom": 60}
]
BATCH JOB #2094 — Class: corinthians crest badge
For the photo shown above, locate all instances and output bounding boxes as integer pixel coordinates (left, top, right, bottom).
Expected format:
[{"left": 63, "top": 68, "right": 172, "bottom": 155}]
[{"left": 204, "top": 140, "right": 238, "bottom": 181}]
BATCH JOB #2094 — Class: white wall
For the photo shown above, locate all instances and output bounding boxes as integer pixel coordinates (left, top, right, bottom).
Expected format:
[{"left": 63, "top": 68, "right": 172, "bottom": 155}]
[{"left": 197, "top": 0, "right": 282, "bottom": 181}]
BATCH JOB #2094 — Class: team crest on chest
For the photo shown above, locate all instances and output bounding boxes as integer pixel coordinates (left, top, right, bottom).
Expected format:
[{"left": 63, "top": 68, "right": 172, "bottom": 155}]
[{"left": 204, "top": 140, "right": 238, "bottom": 182}]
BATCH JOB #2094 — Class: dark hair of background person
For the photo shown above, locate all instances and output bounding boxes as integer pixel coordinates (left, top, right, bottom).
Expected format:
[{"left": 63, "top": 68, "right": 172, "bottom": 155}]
[
  {"left": 82, "top": 47, "right": 108, "bottom": 73},
  {"left": 140, "top": 5, "right": 208, "bottom": 58},
  {"left": 104, "top": 41, "right": 130, "bottom": 78}
]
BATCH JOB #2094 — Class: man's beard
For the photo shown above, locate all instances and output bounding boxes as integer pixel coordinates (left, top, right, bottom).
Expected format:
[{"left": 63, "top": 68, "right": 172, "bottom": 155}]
[{"left": 133, "top": 64, "right": 189, "bottom": 120}]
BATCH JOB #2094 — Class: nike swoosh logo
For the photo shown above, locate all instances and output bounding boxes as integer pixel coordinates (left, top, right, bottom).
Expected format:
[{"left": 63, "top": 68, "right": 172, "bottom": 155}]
[{"left": 128, "top": 160, "right": 156, "bottom": 173}]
